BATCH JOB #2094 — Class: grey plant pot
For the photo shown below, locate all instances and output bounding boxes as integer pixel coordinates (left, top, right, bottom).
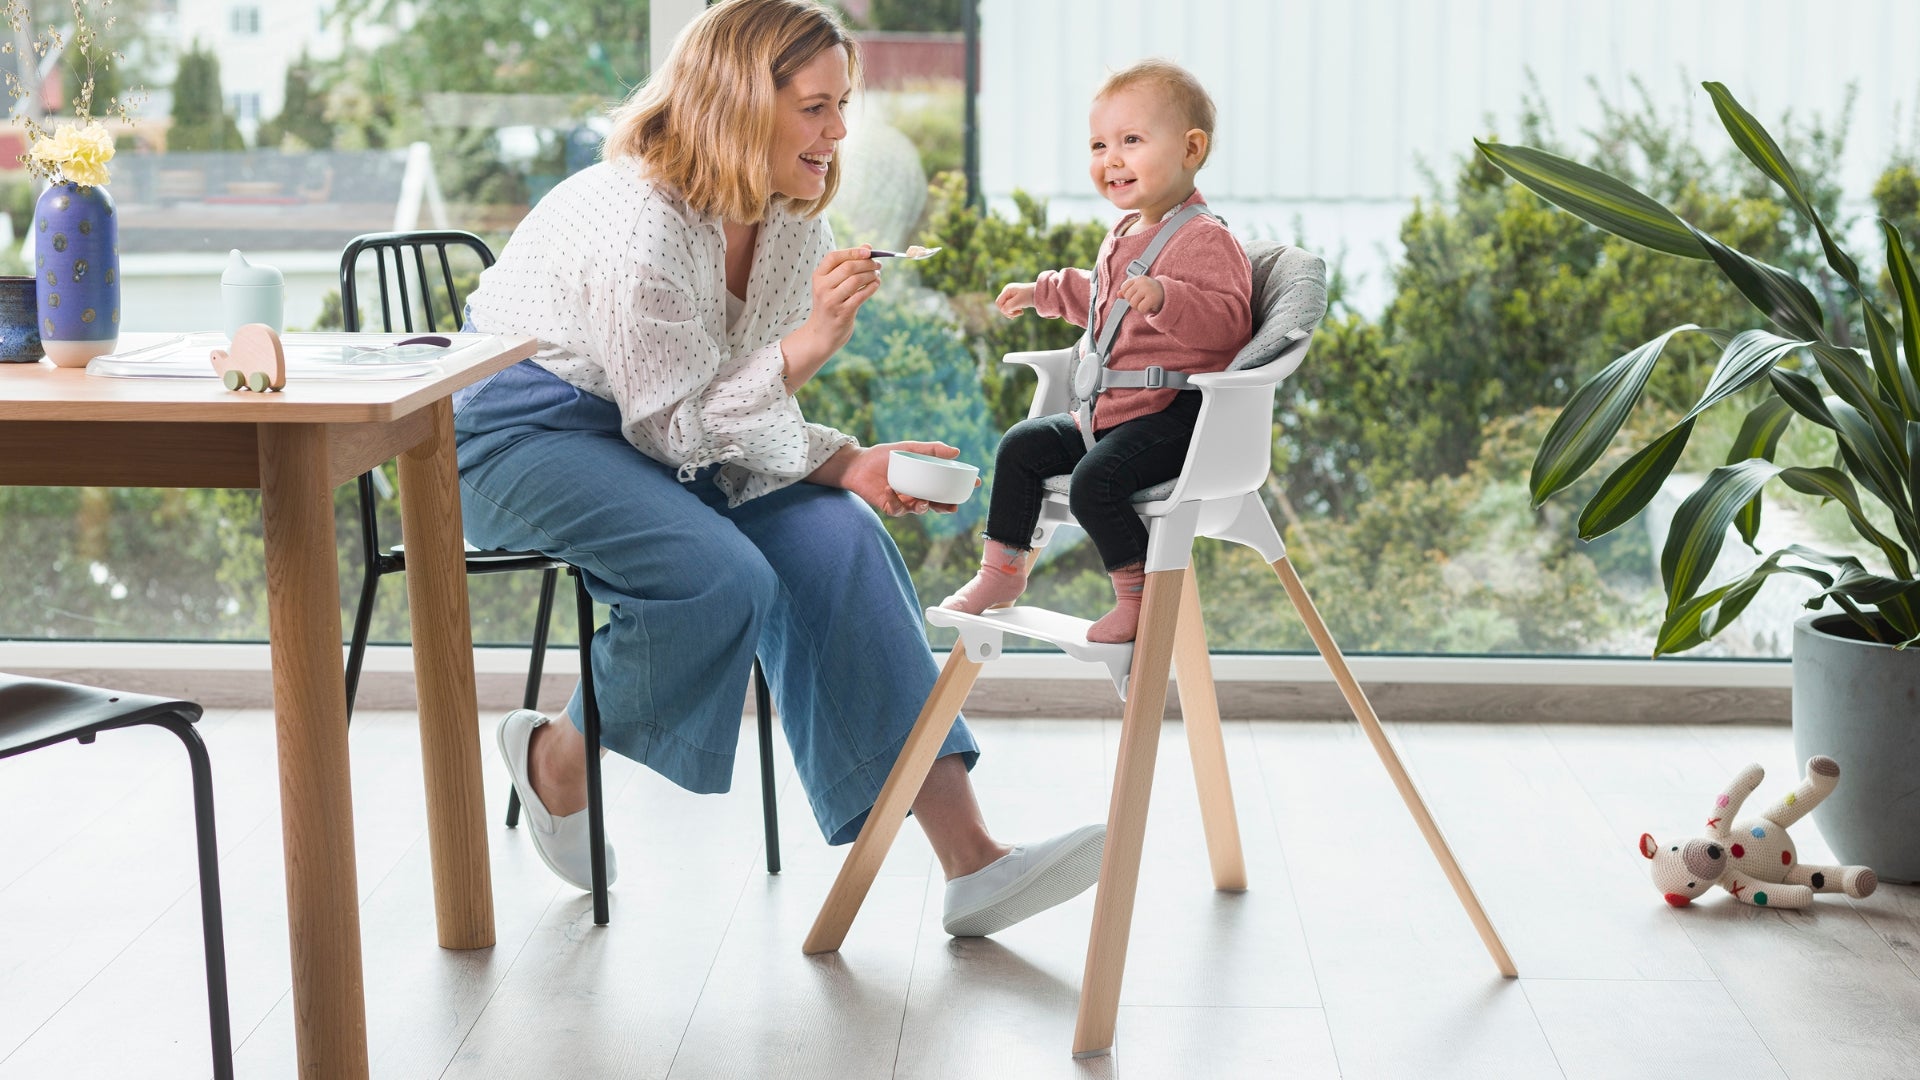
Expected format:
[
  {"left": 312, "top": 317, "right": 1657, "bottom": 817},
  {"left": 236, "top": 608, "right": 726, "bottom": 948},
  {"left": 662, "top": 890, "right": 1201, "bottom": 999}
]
[{"left": 1792, "top": 612, "right": 1920, "bottom": 884}]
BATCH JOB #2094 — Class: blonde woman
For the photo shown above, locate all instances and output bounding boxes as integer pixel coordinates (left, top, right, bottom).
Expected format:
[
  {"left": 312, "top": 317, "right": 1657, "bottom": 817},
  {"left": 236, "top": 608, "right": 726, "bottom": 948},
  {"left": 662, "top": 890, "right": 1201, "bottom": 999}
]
[{"left": 456, "top": 0, "right": 1104, "bottom": 938}]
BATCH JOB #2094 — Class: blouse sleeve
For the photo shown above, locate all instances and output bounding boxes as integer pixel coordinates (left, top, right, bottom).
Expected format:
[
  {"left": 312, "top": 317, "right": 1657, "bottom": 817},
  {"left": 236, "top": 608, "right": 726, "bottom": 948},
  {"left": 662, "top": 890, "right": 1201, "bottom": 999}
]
[{"left": 593, "top": 215, "right": 853, "bottom": 505}]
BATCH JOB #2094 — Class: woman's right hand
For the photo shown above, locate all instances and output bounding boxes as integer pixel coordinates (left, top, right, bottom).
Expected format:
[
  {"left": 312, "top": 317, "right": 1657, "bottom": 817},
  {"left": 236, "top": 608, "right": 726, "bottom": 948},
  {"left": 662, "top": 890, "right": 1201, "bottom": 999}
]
[
  {"left": 782, "top": 246, "right": 881, "bottom": 386},
  {"left": 995, "top": 281, "right": 1037, "bottom": 318}
]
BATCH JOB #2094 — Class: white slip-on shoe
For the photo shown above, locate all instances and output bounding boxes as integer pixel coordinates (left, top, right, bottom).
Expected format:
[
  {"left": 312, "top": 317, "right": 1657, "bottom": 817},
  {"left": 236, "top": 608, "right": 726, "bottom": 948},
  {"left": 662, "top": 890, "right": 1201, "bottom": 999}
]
[
  {"left": 497, "top": 708, "right": 618, "bottom": 892},
  {"left": 942, "top": 822, "right": 1106, "bottom": 937}
]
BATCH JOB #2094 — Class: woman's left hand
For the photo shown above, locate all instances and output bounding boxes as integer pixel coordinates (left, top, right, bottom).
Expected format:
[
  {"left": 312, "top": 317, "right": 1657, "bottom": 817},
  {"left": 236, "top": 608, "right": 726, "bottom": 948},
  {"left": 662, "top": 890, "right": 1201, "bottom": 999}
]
[{"left": 811, "top": 442, "right": 975, "bottom": 516}]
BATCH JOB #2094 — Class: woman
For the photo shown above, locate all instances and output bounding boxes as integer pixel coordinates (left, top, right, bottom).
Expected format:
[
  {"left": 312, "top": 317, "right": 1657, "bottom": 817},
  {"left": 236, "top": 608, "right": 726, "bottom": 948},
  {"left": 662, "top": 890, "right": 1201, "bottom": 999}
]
[{"left": 455, "top": 0, "right": 1103, "bottom": 938}]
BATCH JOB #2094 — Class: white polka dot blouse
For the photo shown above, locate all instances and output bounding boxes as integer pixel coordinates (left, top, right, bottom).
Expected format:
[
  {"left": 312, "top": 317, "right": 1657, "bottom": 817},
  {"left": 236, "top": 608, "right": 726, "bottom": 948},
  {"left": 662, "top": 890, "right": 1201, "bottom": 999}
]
[{"left": 465, "top": 158, "right": 857, "bottom": 506}]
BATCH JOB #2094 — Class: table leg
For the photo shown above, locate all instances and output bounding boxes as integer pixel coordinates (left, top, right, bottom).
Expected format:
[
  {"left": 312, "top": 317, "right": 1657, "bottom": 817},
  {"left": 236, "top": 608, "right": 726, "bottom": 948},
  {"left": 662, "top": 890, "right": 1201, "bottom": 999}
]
[
  {"left": 257, "top": 422, "right": 369, "bottom": 1078},
  {"left": 396, "top": 399, "right": 496, "bottom": 949}
]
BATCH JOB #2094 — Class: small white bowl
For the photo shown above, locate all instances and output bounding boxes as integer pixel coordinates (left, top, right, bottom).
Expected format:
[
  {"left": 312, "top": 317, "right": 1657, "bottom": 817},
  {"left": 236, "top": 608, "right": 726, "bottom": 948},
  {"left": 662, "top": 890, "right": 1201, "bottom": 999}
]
[{"left": 888, "top": 450, "right": 979, "bottom": 505}]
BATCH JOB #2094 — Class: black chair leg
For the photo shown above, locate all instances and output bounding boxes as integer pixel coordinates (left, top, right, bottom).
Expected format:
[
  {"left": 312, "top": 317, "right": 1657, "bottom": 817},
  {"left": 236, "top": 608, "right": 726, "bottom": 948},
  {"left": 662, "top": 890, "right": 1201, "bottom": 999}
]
[
  {"left": 506, "top": 568, "right": 560, "bottom": 830},
  {"left": 753, "top": 661, "right": 780, "bottom": 874},
  {"left": 574, "top": 570, "right": 610, "bottom": 926},
  {"left": 343, "top": 559, "right": 381, "bottom": 723},
  {"left": 155, "top": 716, "right": 235, "bottom": 1080}
]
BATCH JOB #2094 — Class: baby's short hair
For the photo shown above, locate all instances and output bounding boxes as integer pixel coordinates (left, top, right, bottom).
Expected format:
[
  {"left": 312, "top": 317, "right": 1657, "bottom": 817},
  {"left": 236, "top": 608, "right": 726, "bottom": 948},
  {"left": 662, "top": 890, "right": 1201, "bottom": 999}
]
[{"left": 1096, "top": 58, "right": 1217, "bottom": 164}]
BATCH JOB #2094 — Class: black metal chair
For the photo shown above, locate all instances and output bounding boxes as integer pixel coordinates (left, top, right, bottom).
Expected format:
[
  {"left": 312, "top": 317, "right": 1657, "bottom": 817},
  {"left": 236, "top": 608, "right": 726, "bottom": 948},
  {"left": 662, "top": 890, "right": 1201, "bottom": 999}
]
[
  {"left": 338, "top": 231, "right": 784, "bottom": 925},
  {"left": 0, "top": 674, "right": 233, "bottom": 1080}
]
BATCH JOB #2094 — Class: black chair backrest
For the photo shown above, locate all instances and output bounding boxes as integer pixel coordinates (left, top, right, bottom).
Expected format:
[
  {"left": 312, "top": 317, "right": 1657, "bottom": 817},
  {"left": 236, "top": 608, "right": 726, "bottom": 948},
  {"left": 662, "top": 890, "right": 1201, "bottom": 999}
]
[
  {"left": 338, "top": 230, "right": 496, "bottom": 334},
  {"left": 337, "top": 230, "right": 498, "bottom": 559}
]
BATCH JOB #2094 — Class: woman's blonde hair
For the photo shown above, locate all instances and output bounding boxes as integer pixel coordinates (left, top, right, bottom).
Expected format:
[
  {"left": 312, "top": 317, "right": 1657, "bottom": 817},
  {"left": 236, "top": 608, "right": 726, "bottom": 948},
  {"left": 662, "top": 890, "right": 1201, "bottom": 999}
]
[
  {"left": 606, "top": 0, "right": 860, "bottom": 221},
  {"left": 1097, "top": 58, "right": 1218, "bottom": 167}
]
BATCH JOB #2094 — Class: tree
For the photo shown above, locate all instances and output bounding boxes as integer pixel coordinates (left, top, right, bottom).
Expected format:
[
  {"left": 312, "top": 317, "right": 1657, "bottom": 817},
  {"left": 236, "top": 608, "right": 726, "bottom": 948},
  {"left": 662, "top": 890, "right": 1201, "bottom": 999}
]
[
  {"left": 256, "top": 51, "right": 332, "bottom": 151},
  {"left": 330, "top": 0, "right": 650, "bottom": 98},
  {"left": 167, "top": 39, "right": 242, "bottom": 150},
  {"left": 863, "top": 0, "right": 964, "bottom": 32}
]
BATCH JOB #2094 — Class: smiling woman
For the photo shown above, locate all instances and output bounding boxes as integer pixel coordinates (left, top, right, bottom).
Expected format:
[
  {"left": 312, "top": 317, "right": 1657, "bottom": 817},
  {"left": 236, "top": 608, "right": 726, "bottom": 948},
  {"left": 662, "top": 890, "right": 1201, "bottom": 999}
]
[{"left": 451, "top": 0, "right": 1105, "bottom": 940}]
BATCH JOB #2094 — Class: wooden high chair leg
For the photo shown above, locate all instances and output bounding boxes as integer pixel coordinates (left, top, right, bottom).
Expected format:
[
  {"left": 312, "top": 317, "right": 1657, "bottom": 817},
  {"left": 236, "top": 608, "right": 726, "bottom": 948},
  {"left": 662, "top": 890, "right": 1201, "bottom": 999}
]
[
  {"left": 1271, "top": 556, "right": 1518, "bottom": 978},
  {"left": 1073, "top": 568, "right": 1185, "bottom": 1057},
  {"left": 804, "top": 646, "right": 982, "bottom": 955},
  {"left": 1173, "top": 565, "right": 1246, "bottom": 891}
]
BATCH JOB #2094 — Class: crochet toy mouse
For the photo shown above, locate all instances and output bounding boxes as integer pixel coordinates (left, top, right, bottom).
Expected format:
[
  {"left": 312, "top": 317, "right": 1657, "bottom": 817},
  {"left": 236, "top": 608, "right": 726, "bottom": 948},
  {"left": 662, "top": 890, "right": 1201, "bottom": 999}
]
[{"left": 1639, "top": 756, "right": 1877, "bottom": 909}]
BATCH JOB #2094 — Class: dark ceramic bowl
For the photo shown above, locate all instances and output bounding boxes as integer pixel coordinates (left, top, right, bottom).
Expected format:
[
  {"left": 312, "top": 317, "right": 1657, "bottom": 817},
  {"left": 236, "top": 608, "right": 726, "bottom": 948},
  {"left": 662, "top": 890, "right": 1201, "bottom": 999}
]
[{"left": 0, "top": 274, "right": 42, "bottom": 362}]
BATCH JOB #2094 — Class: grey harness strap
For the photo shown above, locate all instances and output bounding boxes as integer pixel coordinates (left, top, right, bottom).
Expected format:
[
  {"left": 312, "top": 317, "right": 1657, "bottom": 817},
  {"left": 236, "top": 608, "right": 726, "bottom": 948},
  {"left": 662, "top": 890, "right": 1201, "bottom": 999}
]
[{"left": 1069, "top": 200, "right": 1216, "bottom": 450}]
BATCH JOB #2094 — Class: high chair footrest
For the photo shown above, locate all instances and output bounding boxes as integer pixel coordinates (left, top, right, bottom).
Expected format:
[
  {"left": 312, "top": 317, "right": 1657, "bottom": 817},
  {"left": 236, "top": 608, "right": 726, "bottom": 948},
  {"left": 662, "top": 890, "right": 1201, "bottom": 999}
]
[{"left": 926, "top": 606, "right": 1135, "bottom": 700}]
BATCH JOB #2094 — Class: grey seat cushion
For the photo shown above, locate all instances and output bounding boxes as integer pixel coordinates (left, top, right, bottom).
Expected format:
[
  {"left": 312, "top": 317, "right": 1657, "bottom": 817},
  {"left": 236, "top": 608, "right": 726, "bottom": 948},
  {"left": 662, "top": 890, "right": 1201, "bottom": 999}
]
[
  {"left": 1040, "top": 473, "right": 1177, "bottom": 503},
  {"left": 1229, "top": 241, "right": 1328, "bottom": 370}
]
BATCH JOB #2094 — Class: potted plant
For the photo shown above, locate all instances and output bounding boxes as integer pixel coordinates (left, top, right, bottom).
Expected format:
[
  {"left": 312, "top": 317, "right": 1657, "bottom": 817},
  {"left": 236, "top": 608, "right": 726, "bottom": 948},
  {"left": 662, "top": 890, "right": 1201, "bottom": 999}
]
[{"left": 1476, "top": 82, "right": 1920, "bottom": 880}]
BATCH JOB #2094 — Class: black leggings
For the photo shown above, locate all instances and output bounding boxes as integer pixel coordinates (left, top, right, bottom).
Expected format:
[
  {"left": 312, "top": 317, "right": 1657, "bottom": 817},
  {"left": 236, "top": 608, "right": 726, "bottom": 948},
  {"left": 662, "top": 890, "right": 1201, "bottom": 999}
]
[{"left": 984, "top": 391, "right": 1202, "bottom": 570}]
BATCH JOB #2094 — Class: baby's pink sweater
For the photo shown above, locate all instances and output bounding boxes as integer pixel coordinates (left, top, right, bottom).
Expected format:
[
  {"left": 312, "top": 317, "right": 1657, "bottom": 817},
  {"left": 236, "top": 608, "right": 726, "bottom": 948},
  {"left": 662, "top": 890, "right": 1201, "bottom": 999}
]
[{"left": 1032, "top": 190, "right": 1254, "bottom": 432}]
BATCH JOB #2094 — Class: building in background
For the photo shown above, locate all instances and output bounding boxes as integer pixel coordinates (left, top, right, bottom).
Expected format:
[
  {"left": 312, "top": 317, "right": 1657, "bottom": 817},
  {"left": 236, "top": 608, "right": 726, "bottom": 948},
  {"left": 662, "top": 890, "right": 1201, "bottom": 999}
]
[{"left": 144, "top": 0, "right": 382, "bottom": 145}]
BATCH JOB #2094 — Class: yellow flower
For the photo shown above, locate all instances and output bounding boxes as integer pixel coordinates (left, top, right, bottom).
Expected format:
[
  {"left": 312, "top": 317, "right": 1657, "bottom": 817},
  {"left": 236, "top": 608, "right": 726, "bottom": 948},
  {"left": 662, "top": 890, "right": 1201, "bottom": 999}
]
[
  {"left": 30, "top": 122, "right": 115, "bottom": 187},
  {"left": 64, "top": 124, "right": 114, "bottom": 187},
  {"left": 29, "top": 124, "right": 80, "bottom": 169}
]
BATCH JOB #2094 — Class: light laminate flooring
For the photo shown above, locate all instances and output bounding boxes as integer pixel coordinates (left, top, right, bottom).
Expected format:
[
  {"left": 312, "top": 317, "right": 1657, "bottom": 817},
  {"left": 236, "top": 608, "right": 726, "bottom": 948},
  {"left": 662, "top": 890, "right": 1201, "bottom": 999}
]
[{"left": 2, "top": 708, "right": 1916, "bottom": 1079}]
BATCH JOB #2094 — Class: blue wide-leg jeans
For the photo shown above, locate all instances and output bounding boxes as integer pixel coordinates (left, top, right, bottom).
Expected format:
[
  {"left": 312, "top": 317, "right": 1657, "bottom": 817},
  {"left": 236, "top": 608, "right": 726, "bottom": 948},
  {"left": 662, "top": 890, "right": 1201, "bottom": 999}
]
[{"left": 453, "top": 359, "right": 978, "bottom": 845}]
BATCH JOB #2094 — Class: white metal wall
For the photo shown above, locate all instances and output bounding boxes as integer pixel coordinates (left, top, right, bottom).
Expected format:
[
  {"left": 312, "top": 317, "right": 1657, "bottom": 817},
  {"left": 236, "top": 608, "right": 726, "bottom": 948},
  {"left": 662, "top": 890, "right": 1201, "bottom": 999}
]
[{"left": 980, "top": 0, "right": 1920, "bottom": 306}]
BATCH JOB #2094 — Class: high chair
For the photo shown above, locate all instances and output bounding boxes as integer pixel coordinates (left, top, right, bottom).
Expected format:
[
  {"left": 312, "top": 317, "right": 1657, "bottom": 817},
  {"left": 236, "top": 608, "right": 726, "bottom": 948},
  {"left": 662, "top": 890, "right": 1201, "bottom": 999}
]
[{"left": 801, "top": 242, "right": 1516, "bottom": 1057}]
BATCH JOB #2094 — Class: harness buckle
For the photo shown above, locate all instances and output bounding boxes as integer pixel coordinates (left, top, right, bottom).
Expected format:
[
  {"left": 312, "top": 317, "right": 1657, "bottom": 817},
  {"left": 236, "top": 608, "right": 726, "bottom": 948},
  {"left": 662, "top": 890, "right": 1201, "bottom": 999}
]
[{"left": 1143, "top": 366, "right": 1166, "bottom": 389}]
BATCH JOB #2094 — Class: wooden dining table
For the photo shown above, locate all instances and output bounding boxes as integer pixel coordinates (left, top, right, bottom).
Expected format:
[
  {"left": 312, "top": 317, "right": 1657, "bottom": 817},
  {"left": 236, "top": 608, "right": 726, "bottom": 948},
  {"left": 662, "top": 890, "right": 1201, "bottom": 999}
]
[{"left": 0, "top": 331, "right": 537, "bottom": 1078}]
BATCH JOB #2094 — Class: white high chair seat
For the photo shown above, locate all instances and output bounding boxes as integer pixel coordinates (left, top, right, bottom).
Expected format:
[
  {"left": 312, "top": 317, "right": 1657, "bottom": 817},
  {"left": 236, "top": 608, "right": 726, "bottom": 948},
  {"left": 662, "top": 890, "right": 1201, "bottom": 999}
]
[
  {"left": 930, "top": 241, "right": 1323, "bottom": 697},
  {"left": 1016, "top": 239, "right": 1326, "bottom": 526}
]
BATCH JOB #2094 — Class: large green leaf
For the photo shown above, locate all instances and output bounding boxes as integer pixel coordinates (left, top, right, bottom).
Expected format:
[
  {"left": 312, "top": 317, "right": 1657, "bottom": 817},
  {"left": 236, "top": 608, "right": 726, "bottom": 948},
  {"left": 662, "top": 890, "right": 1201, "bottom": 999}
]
[
  {"left": 1777, "top": 466, "right": 1912, "bottom": 579},
  {"left": 1660, "top": 459, "right": 1782, "bottom": 615},
  {"left": 1860, "top": 298, "right": 1917, "bottom": 423},
  {"left": 1704, "top": 82, "right": 1863, "bottom": 289},
  {"left": 1530, "top": 324, "right": 1704, "bottom": 504},
  {"left": 1656, "top": 582, "right": 1742, "bottom": 656},
  {"left": 1654, "top": 547, "right": 1834, "bottom": 656},
  {"left": 1809, "top": 562, "right": 1920, "bottom": 642},
  {"left": 1881, "top": 220, "right": 1920, "bottom": 420},
  {"left": 1726, "top": 397, "right": 1794, "bottom": 547},
  {"left": 1578, "top": 420, "right": 1694, "bottom": 539},
  {"left": 1474, "top": 140, "right": 1708, "bottom": 260},
  {"left": 1827, "top": 398, "right": 1910, "bottom": 529},
  {"left": 1768, "top": 366, "right": 1837, "bottom": 429},
  {"left": 1910, "top": 420, "right": 1920, "bottom": 529},
  {"left": 1685, "top": 330, "right": 1809, "bottom": 422},
  {"left": 1688, "top": 224, "right": 1826, "bottom": 341},
  {"left": 1809, "top": 343, "right": 1909, "bottom": 481}
]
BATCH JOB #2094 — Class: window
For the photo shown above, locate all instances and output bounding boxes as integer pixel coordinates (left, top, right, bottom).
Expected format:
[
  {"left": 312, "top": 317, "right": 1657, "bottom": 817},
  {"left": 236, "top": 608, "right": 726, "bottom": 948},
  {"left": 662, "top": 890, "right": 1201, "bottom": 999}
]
[
  {"left": 4, "top": 0, "right": 1912, "bottom": 666},
  {"left": 227, "top": 92, "right": 261, "bottom": 126}
]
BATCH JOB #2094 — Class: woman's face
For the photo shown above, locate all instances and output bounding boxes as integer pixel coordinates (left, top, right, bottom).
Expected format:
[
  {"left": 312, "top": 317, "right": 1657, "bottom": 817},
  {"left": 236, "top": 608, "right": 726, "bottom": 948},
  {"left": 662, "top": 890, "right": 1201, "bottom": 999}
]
[{"left": 769, "top": 44, "right": 852, "bottom": 202}]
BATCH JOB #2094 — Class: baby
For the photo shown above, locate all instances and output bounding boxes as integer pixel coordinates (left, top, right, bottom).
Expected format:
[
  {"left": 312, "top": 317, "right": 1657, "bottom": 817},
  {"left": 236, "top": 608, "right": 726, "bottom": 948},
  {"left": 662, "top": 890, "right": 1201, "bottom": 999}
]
[{"left": 941, "top": 59, "right": 1253, "bottom": 642}]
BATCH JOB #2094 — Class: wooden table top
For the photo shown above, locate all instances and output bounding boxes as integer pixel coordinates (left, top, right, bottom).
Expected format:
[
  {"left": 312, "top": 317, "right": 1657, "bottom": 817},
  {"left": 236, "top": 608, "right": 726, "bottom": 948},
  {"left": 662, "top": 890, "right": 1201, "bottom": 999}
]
[{"left": 0, "top": 331, "right": 539, "bottom": 424}]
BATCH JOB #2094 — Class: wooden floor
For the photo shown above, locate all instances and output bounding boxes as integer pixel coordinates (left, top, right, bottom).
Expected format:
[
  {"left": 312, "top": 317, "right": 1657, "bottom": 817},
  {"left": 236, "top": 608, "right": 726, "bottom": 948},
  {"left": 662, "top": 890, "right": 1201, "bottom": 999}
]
[{"left": 3, "top": 708, "right": 1916, "bottom": 1079}]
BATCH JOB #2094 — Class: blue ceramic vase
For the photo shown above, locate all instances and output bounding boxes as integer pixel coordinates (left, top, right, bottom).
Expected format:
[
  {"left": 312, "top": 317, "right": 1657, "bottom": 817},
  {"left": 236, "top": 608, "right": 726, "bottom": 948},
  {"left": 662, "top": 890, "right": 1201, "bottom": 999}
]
[{"left": 34, "top": 181, "right": 118, "bottom": 367}]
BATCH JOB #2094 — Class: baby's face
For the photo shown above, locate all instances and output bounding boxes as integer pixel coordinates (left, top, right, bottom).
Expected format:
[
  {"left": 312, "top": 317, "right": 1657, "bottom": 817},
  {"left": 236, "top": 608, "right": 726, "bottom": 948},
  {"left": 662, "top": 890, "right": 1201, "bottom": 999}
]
[{"left": 1087, "top": 87, "right": 1199, "bottom": 215}]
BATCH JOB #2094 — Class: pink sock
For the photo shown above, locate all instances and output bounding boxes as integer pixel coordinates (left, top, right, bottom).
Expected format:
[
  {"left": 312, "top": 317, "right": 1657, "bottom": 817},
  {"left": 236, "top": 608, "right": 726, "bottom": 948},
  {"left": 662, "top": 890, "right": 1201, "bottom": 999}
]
[
  {"left": 1086, "top": 564, "right": 1146, "bottom": 643},
  {"left": 940, "top": 540, "right": 1031, "bottom": 614}
]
